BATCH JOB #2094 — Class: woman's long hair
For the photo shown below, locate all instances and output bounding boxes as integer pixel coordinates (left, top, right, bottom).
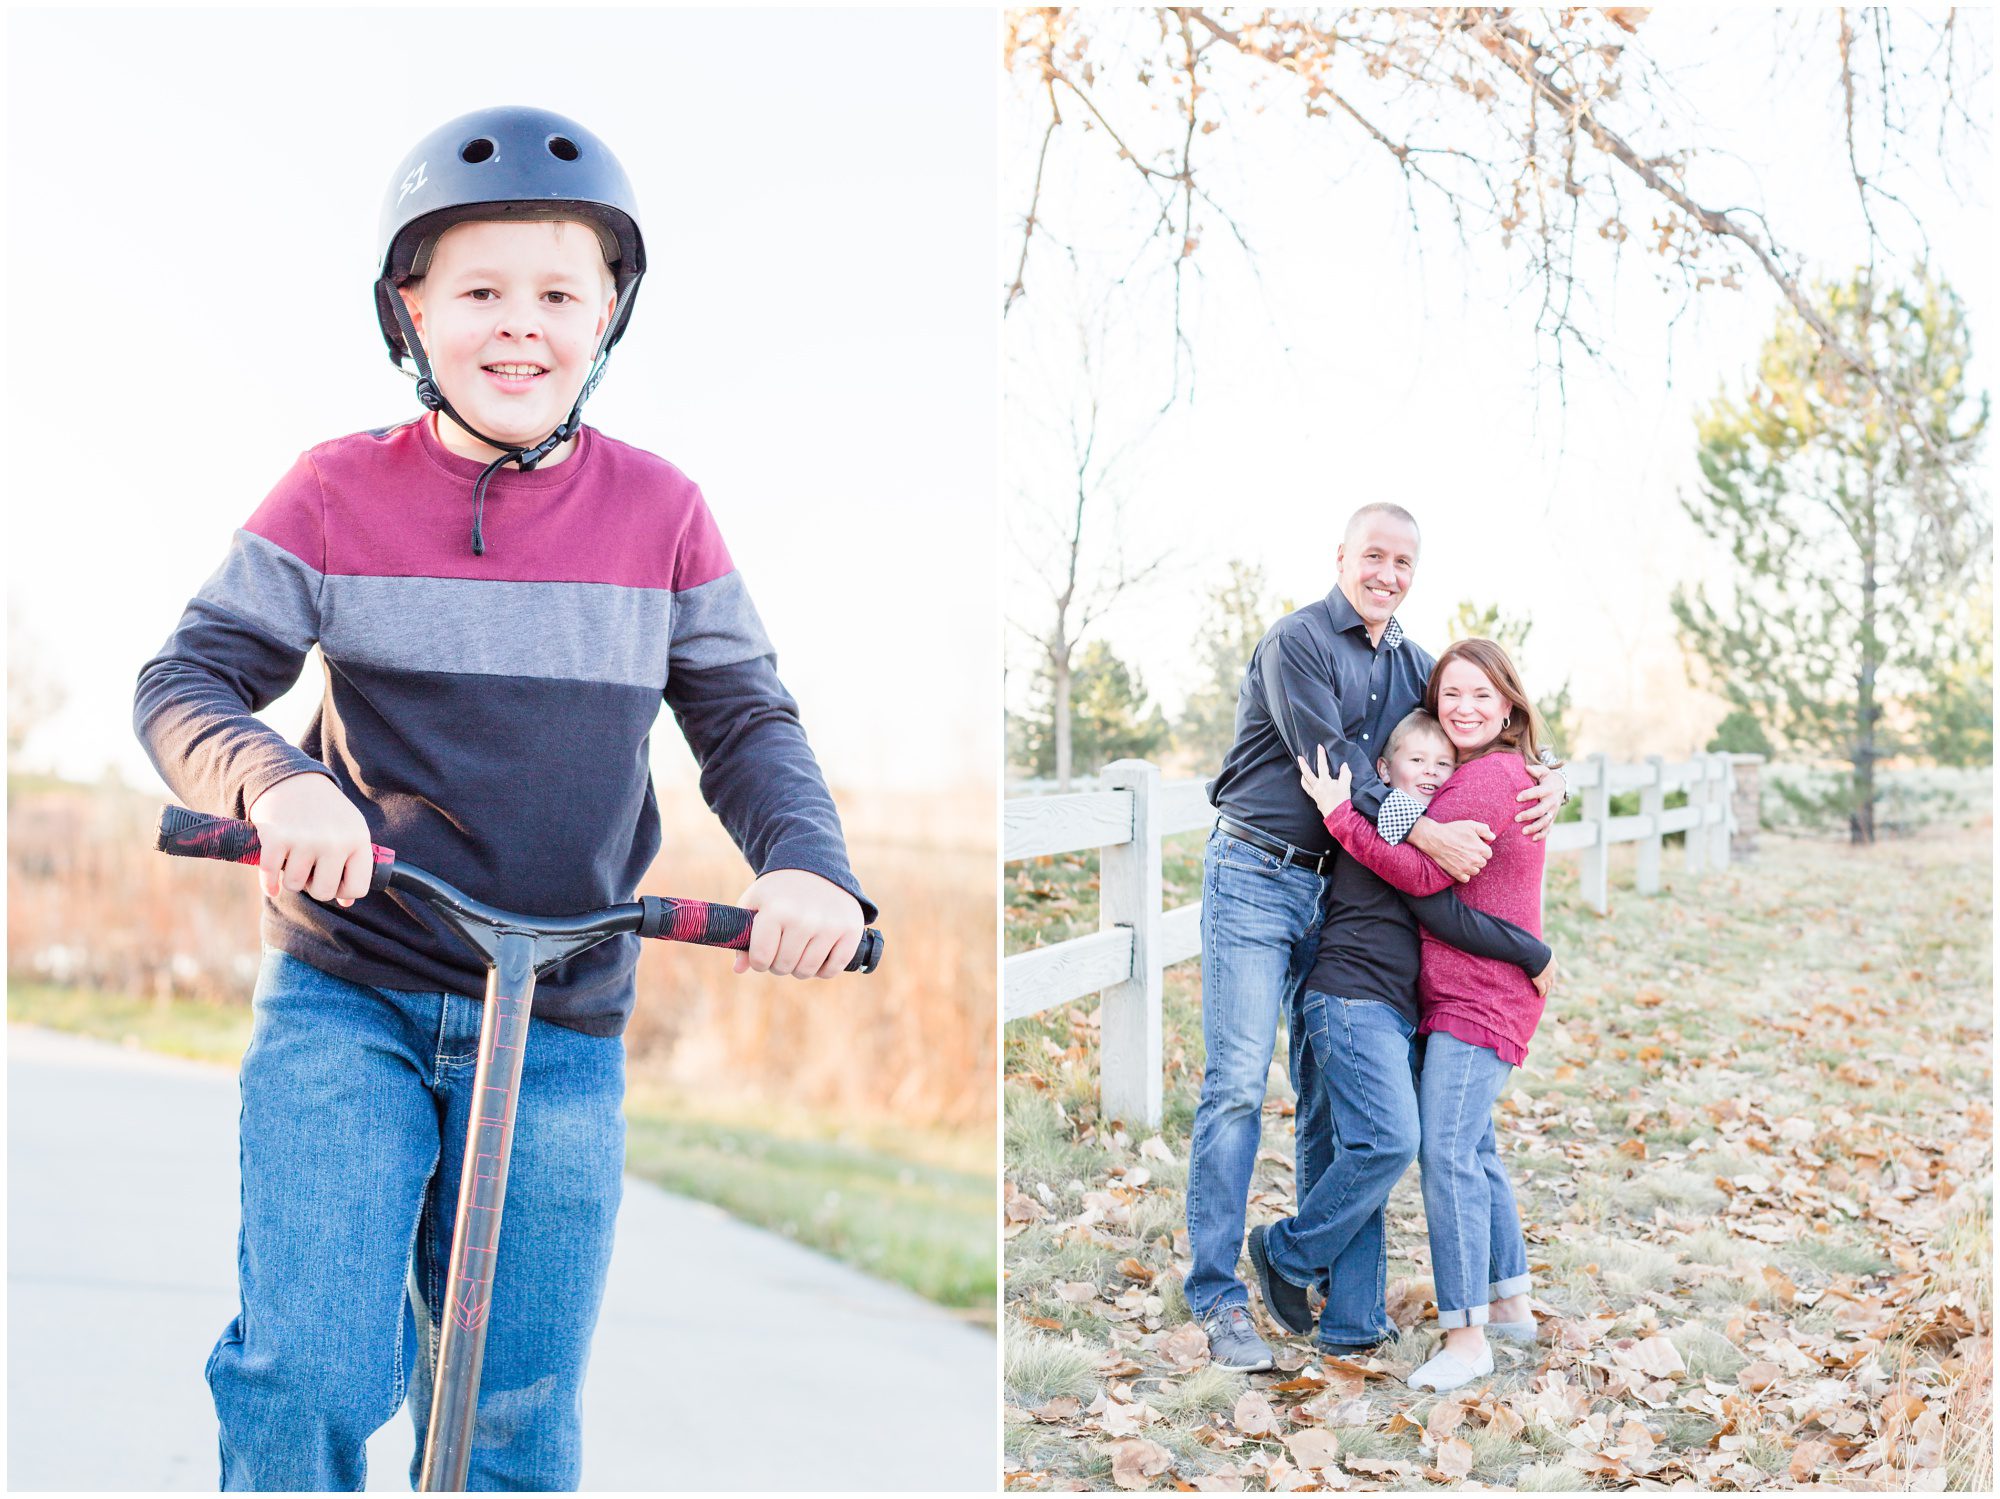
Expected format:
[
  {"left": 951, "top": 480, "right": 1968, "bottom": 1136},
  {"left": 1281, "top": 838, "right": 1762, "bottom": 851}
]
[{"left": 1424, "top": 638, "right": 1552, "bottom": 766}]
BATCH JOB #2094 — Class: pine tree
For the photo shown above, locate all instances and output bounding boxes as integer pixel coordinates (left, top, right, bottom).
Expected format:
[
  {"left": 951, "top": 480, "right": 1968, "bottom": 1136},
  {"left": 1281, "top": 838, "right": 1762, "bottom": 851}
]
[
  {"left": 1018, "top": 640, "right": 1170, "bottom": 782},
  {"left": 1672, "top": 267, "right": 1988, "bottom": 841}
]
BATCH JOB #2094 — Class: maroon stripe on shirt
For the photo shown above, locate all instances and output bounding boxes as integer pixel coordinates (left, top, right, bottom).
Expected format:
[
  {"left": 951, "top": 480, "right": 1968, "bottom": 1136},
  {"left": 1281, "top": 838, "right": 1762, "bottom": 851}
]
[{"left": 247, "top": 417, "right": 738, "bottom": 590}]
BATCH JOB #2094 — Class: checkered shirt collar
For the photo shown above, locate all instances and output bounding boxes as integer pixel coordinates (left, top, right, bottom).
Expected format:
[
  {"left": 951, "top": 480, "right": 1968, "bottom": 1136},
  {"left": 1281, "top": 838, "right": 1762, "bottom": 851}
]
[{"left": 1326, "top": 586, "right": 1406, "bottom": 652}]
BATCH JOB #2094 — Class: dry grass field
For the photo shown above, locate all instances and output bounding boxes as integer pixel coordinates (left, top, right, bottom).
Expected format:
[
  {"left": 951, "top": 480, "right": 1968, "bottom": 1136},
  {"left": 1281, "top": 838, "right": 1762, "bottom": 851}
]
[
  {"left": 8, "top": 773, "right": 992, "bottom": 1128},
  {"left": 1002, "top": 819, "right": 1991, "bottom": 1490},
  {"left": 8, "top": 771, "right": 997, "bottom": 1309}
]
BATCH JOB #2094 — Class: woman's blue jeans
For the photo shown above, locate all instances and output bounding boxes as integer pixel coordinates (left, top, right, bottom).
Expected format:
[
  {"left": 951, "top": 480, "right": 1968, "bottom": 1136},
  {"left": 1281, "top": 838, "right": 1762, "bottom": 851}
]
[
  {"left": 207, "top": 951, "right": 625, "bottom": 1490},
  {"left": 1416, "top": 1031, "right": 1531, "bottom": 1327},
  {"left": 1185, "top": 831, "right": 1328, "bottom": 1320},
  {"left": 1264, "top": 994, "right": 1420, "bottom": 1347}
]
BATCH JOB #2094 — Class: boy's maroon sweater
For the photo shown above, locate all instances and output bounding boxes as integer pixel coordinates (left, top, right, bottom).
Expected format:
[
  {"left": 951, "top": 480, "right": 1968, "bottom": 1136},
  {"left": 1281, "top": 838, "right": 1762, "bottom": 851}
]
[
  {"left": 1324, "top": 750, "right": 1546, "bottom": 1063},
  {"left": 134, "top": 416, "right": 871, "bottom": 1035}
]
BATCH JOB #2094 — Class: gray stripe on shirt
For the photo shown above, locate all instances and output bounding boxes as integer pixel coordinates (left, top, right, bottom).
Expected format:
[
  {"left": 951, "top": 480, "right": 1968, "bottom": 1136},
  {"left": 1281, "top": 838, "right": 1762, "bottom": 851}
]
[
  {"left": 320, "top": 575, "right": 673, "bottom": 687},
  {"left": 195, "top": 530, "right": 323, "bottom": 652},
  {"left": 668, "top": 570, "right": 773, "bottom": 670}
]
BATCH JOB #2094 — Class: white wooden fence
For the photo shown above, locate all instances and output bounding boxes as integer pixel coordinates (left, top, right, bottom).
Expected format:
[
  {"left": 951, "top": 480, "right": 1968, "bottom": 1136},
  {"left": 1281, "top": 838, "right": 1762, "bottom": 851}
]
[{"left": 1004, "top": 751, "right": 1744, "bottom": 1126}]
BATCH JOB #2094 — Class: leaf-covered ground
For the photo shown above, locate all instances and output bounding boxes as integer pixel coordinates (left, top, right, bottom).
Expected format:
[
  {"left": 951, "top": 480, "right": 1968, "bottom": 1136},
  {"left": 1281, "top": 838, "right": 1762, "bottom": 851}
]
[{"left": 1002, "top": 822, "right": 1991, "bottom": 1490}]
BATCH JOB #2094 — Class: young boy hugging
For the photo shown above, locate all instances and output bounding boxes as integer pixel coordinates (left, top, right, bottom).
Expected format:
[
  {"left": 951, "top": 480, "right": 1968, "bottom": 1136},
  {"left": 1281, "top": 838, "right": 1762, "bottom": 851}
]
[
  {"left": 134, "top": 107, "right": 872, "bottom": 1491},
  {"left": 1245, "top": 711, "right": 1552, "bottom": 1354}
]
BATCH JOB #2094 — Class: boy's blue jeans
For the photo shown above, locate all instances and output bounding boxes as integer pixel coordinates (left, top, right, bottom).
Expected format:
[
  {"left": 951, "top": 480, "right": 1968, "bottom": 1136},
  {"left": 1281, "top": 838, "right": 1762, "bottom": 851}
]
[
  {"left": 1185, "top": 830, "right": 1328, "bottom": 1320},
  {"left": 1265, "top": 994, "right": 1421, "bottom": 1348},
  {"left": 1416, "top": 1031, "right": 1532, "bottom": 1327},
  {"left": 208, "top": 951, "right": 625, "bottom": 1491}
]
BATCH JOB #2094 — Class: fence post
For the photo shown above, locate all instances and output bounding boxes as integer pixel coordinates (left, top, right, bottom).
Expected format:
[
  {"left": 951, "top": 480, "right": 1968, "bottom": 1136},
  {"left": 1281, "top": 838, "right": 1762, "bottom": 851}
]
[
  {"left": 1099, "top": 759, "right": 1163, "bottom": 1127},
  {"left": 1684, "top": 757, "right": 1708, "bottom": 876},
  {"left": 1636, "top": 754, "right": 1665, "bottom": 895},
  {"left": 1580, "top": 751, "right": 1611, "bottom": 915},
  {"left": 1728, "top": 753, "right": 1765, "bottom": 858},
  {"left": 1711, "top": 753, "right": 1734, "bottom": 869}
]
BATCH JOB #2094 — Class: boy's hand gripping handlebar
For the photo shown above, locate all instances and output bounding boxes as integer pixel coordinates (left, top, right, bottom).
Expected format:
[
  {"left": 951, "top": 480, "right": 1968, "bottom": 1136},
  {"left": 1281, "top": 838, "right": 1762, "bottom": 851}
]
[{"left": 155, "top": 805, "right": 883, "bottom": 973}]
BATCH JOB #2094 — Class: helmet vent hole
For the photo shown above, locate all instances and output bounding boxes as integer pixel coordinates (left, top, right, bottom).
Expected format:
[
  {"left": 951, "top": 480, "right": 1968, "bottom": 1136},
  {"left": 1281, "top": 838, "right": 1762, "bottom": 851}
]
[
  {"left": 547, "top": 135, "right": 580, "bottom": 161},
  {"left": 460, "top": 138, "right": 497, "bottom": 164}
]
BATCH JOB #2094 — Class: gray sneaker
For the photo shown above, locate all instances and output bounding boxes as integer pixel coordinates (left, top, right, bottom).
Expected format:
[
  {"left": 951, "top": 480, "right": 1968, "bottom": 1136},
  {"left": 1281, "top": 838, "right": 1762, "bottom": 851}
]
[{"left": 1202, "top": 1304, "right": 1275, "bottom": 1372}]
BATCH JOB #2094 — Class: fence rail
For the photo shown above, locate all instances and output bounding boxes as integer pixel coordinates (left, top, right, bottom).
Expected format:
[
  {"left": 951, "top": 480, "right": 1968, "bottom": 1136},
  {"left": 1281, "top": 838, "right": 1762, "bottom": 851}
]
[{"left": 1003, "top": 752, "right": 1758, "bottom": 1125}]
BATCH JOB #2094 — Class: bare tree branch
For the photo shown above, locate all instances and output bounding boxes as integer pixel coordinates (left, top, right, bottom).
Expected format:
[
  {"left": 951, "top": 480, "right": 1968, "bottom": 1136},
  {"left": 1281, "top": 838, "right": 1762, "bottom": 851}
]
[{"left": 1003, "top": 5, "right": 1989, "bottom": 449}]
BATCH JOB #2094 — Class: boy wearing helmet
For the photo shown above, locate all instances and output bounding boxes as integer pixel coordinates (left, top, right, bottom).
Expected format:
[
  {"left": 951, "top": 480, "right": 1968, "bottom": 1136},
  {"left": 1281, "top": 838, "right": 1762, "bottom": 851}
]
[{"left": 135, "top": 108, "right": 872, "bottom": 1489}]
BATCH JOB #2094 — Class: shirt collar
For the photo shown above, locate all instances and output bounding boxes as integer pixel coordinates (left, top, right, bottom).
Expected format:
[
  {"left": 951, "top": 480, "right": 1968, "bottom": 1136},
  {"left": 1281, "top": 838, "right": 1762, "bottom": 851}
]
[{"left": 1326, "top": 587, "right": 1406, "bottom": 651}]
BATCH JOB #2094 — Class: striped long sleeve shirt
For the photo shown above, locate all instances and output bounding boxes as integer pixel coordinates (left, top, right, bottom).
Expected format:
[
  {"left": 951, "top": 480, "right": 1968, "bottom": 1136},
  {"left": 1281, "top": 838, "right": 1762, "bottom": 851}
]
[{"left": 135, "top": 416, "right": 872, "bottom": 1035}]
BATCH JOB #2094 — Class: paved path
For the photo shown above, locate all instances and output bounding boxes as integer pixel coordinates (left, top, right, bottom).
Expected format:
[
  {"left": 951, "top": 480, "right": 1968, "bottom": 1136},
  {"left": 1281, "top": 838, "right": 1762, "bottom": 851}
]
[{"left": 7, "top": 1026, "right": 995, "bottom": 1491}]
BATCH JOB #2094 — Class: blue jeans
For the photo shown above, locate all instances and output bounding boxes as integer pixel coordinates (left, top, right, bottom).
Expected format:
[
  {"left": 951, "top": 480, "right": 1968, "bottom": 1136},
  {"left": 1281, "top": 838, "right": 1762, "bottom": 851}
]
[
  {"left": 1266, "top": 995, "right": 1421, "bottom": 1347},
  {"left": 1416, "top": 1031, "right": 1531, "bottom": 1327},
  {"left": 208, "top": 951, "right": 625, "bottom": 1490},
  {"left": 1185, "top": 831, "right": 1328, "bottom": 1319},
  {"left": 1287, "top": 991, "right": 1334, "bottom": 1305}
]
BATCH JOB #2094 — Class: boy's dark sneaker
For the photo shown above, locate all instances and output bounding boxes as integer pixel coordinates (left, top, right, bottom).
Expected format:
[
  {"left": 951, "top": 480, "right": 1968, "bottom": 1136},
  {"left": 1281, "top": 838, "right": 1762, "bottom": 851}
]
[
  {"left": 1202, "top": 1305, "right": 1275, "bottom": 1372},
  {"left": 1247, "top": 1223, "right": 1315, "bottom": 1337}
]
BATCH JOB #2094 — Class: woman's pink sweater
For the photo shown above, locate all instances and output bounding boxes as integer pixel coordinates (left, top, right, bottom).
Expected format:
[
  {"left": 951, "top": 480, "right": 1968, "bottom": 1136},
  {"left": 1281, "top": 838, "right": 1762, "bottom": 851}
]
[{"left": 1325, "top": 750, "right": 1547, "bottom": 1064}]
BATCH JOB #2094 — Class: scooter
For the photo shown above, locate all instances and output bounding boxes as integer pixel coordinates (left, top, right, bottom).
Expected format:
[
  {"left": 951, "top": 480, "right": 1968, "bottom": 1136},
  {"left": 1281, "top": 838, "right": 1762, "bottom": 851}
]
[{"left": 156, "top": 805, "right": 882, "bottom": 1491}]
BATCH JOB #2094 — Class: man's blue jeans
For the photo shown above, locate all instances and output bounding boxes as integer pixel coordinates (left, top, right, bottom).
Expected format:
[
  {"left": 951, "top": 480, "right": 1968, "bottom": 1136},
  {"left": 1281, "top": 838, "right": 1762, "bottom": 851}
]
[
  {"left": 1266, "top": 994, "right": 1421, "bottom": 1347},
  {"left": 1184, "top": 830, "right": 1327, "bottom": 1320},
  {"left": 207, "top": 951, "right": 625, "bottom": 1490},
  {"left": 1416, "top": 1032, "right": 1532, "bottom": 1328}
]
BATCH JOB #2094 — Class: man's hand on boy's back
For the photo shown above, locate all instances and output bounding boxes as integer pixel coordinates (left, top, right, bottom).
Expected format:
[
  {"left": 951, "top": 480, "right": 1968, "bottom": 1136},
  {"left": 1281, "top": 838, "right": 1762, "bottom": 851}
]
[
  {"left": 734, "top": 869, "right": 865, "bottom": 980},
  {"left": 247, "top": 772, "right": 377, "bottom": 908}
]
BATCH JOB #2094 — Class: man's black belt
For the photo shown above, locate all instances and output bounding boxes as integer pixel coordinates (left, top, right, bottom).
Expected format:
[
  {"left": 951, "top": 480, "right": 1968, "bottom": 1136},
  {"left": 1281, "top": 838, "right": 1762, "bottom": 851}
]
[{"left": 1215, "top": 816, "right": 1337, "bottom": 876}]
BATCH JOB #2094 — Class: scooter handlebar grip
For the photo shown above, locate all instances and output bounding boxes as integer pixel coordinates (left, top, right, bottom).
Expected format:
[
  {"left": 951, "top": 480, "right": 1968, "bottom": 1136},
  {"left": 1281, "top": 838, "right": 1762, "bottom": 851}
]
[
  {"left": 155, "top": 805, "right": 395, "bottom": 869},
  {"left": 638, "top": 896, "right": 882, "bottom": 973},
  {"left": 156, "top": 806, "right": 264, "bottom": 865}
]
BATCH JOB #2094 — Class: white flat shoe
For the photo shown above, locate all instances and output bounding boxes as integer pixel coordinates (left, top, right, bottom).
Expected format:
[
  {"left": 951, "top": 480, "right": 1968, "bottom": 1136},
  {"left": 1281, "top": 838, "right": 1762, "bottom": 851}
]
[{"left": 1407, "top": 1343, "right": 1494, "bottom": 1392}]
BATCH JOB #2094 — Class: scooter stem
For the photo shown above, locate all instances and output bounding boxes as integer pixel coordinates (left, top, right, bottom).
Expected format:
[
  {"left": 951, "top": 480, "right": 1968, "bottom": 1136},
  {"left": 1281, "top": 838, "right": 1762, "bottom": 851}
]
[{"left": 418, "top": 929, "right": 536, "bottom": 1492}]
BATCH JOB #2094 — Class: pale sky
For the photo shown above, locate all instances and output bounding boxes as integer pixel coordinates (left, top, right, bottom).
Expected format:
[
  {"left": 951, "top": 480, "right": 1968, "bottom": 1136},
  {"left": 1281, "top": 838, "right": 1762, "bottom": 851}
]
[
  {"left": 6, "top": 7, "right": 997, "bottom": 796},
  {"left": 1002, "top": 8, "right": 1994, "bottom": 762}
]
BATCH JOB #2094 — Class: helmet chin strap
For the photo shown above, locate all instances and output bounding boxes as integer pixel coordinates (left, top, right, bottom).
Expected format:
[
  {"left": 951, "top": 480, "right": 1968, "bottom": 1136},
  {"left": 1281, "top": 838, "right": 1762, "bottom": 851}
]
[{"left": 385, "top": 286, "right": 614, "bottom": 555}]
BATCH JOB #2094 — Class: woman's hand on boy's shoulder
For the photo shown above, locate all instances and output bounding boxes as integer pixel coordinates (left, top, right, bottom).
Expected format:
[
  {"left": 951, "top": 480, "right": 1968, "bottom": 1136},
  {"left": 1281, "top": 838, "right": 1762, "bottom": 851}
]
[{"left": 734, "top": 869, "right": 865, "bottom": 980}]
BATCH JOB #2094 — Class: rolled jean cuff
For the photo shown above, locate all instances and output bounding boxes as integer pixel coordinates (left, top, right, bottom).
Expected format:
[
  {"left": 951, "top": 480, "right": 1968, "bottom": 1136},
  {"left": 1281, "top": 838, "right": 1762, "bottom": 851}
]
[
  {"left": 1489, "top": 1274, "right": 1532, "bottom": 1300},
  {"left": 1435, "top": 1301, "right": 1490, "bottom": 1330},
  {"left": 1198, "top": 1291, "right": 1250, "bottom": 1321}
]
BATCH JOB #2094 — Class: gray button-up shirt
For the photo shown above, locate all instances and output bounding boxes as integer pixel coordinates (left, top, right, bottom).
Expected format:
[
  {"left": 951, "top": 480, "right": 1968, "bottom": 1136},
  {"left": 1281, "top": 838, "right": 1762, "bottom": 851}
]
[{"left": 1206, "top": 587, "right": 1434, "bottom": 854}]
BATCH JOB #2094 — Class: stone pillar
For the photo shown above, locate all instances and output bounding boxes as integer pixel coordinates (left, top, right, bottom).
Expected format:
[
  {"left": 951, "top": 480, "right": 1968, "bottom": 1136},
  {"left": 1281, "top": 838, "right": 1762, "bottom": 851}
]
[{"left": 1729, "top": 754, "right": 1765, "bottom": 858}]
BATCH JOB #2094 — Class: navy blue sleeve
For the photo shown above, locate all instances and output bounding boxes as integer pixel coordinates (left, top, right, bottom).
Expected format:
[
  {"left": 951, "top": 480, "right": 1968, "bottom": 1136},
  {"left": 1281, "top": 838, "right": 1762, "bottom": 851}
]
[
  {"left": 1400, "top": 890, "right": 1550, "bottom": 974},
  {"left": 663, "top": 657, "right": 876, "bottom": 923}
]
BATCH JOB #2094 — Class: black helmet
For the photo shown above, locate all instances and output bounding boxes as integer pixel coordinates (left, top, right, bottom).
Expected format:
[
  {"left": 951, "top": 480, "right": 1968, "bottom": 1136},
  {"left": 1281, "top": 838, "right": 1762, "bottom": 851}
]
[
  {"left": 375, "top": 105, "right": 646, "bottom": 367},
  {"left": 372, "top": 106, "right": 649, "bottom": 553}
]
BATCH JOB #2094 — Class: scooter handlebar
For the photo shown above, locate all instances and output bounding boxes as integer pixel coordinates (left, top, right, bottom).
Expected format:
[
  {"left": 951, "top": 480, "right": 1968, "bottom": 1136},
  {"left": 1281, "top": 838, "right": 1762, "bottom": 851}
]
[{"left": 155, "top": 806, "right": 883, "bottom": 974}]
